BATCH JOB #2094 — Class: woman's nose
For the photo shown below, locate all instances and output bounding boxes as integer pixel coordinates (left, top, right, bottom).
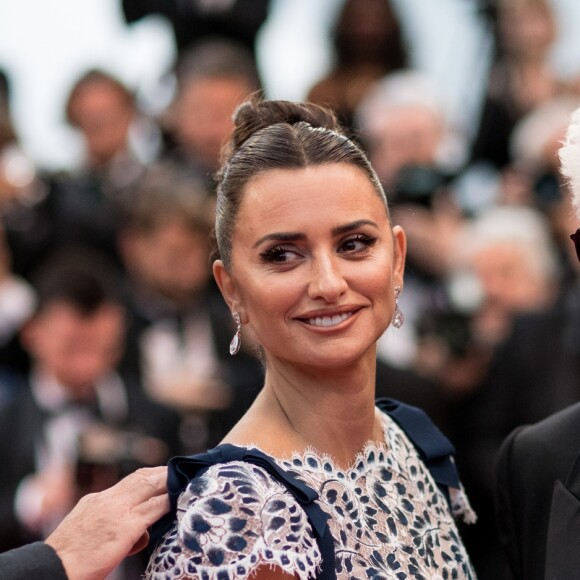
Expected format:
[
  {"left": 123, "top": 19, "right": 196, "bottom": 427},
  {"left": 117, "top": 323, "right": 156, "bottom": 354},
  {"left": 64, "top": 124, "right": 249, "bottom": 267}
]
[{"left": 307, "top": 255, "right": 348, "bottom": 302}]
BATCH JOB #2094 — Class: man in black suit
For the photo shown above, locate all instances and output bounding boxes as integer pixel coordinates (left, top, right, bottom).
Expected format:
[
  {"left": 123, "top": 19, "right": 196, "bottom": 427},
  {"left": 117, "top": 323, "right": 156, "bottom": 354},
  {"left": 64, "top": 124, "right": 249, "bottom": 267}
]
[
  {"left": 495, "top": 106, "right": 580, "bottom": 579},
  {"left": 496, "top": 403, "right": 580, "bottom": 579},
  {"left": 6, "top": 70, "right": 147, "bottom": 279}
]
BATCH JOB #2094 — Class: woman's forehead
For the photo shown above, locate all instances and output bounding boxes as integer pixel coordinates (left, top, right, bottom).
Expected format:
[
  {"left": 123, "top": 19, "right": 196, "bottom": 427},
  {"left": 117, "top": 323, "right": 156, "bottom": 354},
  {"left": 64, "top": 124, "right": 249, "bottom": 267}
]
[
  {"left": 234, "top": 164, "right": 389, "bottom": 238},
  {"left": 241, "top": 164, "right": 381, "bottom": 210}
]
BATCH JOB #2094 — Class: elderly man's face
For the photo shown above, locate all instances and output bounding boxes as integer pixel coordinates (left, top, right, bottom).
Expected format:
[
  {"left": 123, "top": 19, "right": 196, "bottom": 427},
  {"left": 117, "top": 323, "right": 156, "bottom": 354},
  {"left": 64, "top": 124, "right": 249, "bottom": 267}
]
[{"left": 367, "top": 106, "right": 443, "bottom": 187}]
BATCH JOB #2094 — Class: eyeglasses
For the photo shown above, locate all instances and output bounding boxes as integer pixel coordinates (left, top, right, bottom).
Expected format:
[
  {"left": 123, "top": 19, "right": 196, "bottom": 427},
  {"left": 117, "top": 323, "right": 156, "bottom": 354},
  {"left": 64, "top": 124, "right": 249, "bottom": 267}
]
[{"left": 571, "top": 228, "right": 580, "bottom": 262}]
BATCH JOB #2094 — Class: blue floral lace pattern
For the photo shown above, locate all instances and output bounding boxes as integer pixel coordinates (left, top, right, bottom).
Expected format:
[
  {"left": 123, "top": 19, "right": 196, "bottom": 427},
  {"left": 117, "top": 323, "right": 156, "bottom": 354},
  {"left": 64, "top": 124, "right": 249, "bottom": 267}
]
[{"left": 147, "top": 412, "right": 476, "bottom": 579}]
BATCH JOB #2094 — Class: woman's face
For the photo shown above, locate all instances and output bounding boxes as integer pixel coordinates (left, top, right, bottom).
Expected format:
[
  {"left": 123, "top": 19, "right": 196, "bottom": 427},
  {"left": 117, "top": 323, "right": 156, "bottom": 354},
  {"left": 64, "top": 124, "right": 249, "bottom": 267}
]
[{"left": 214, "top": 163, "right": 406, "bottom": 372}]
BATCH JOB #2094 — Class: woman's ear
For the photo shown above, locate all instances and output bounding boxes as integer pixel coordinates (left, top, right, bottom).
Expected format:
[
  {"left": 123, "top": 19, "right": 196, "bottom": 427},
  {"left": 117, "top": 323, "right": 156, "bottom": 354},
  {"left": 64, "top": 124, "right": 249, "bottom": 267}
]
[
  {"left": 392, "top": 225, "right": 407, "bottom": 289},
  {"left": 213, "top": 260, "right": 244, "bottom": 317}
]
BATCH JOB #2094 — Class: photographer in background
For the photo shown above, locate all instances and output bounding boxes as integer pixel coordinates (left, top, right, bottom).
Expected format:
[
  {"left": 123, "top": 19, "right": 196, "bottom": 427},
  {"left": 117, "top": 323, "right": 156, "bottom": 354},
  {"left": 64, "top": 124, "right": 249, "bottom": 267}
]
[
  {"left": 117, "top": 166, "right": 263, "bottom": 454},
  {"left": 419, "top": 205, "right": 558, "bottom": 399},
  {"left": 162, "top": 39, "right": 261, "bottom": 192}
]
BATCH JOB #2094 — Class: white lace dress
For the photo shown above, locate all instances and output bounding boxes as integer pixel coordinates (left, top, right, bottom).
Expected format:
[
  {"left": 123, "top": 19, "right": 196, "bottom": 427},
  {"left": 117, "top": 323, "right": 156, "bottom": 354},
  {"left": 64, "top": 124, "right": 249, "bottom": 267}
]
[{"left": 147, "top": 411, "right": 476, "bottom": 579}]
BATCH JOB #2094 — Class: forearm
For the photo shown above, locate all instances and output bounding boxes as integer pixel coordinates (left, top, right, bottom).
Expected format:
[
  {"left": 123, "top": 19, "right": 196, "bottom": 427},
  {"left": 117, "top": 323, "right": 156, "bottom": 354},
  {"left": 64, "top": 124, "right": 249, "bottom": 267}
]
[{"left": 0, "top": 542, "right": 67, "bottom": 580}]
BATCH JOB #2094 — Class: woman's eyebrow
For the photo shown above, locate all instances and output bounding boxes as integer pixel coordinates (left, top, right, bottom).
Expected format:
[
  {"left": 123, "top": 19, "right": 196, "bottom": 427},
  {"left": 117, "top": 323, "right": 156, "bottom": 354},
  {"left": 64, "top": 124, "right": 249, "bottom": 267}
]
[
  {"left": 253, "top": 220, "right": 379, "bottom": 248},
  {"left": 253, "top": 232, "right": 306, "bottom": 248},
  {"left": 331, "top": 219, "right": 379, "bottom": 236}
]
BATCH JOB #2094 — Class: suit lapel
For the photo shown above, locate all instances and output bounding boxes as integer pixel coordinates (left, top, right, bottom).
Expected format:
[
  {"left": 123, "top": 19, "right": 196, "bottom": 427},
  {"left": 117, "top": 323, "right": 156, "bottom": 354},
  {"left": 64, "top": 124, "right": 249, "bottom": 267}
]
[{"left": 545, "top": 453, "right": 580, "bottom": 579}]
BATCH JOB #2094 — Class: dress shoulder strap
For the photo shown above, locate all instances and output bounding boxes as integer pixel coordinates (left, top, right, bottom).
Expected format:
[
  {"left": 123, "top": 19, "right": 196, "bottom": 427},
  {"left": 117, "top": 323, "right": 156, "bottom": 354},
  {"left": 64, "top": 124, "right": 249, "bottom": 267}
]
[{"left": 375, "top": 397, "right": 460, "bottom": 506}]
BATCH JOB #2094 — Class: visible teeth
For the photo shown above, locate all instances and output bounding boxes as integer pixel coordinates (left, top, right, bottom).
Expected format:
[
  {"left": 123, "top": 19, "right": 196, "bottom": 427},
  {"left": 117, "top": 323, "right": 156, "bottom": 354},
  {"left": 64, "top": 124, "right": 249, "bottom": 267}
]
[{"left": 308, "top": 312, "right": 352, "bottom": 327}]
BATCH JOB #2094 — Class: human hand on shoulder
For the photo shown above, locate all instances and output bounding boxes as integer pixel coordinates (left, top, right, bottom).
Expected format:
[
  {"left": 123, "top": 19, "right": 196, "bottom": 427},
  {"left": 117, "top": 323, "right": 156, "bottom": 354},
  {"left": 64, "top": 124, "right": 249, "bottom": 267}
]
[{"left": 46, "top": 466, "right": 168, "bottom": 580}]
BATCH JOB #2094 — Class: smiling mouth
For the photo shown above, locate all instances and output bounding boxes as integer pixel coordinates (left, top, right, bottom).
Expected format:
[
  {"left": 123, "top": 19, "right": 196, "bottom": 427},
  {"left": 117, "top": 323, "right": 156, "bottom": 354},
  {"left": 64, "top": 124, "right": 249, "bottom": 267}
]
[{"left": 305, "top": 311, "right": 354, "bottom": 328}]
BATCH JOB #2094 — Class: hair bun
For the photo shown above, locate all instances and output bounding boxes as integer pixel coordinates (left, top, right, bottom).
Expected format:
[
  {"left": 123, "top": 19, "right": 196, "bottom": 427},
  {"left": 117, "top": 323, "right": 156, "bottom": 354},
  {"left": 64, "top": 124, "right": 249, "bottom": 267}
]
[{"left": 231, "top": 96, "right": 342, "bottom": 150}]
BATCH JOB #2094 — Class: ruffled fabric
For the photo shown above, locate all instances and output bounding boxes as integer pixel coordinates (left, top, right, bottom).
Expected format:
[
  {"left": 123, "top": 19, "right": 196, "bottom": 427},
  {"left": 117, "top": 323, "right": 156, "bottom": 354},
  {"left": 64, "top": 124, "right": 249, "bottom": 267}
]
[
  {"left": 450, "top": 483, "right": 478, "bottom": 525},
  {"left": 147, "top": 462, "right": 320, "bottom": 579},
  {"left": 147, "top": 410, "right": 476, "bottom": 579}
]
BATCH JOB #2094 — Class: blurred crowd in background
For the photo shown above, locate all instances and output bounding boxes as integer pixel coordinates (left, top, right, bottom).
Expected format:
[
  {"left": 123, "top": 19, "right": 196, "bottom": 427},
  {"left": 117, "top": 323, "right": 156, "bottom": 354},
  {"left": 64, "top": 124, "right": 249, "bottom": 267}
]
[{"left": 1, "top": 0, "right": 580, "bottom": 577}]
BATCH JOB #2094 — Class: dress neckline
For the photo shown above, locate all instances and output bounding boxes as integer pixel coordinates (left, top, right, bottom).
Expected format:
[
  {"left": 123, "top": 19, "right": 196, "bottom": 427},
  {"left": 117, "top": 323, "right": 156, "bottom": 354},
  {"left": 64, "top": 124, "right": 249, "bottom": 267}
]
[{"left": 220, "top": 408, "right": 394, "bottom": 476}]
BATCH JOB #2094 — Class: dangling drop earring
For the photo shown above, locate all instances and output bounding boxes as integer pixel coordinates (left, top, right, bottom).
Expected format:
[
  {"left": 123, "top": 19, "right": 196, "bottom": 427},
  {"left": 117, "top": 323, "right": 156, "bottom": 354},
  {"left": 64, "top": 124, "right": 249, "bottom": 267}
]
[
  {"left": 391, "top": 287, "right": 404, "bottom": 329},
  {"left": 229, "top": 312, "right": 242, "bottom": 355}
]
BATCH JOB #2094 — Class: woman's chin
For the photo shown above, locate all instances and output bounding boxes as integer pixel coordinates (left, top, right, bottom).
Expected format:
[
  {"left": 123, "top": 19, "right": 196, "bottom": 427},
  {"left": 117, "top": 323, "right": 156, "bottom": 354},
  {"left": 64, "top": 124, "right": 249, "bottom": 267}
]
[{"left": 275, "top": 344, "right": 376, "bottom": 374}]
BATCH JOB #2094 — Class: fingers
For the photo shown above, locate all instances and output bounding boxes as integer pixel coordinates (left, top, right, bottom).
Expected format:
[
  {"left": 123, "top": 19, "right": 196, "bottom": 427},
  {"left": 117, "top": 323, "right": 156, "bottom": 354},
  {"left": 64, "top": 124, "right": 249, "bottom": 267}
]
[
  {"left": 127, "top": 531, "right": 150, "bottom": 556},
  {"left": 109, "top": 466, "right": 168, "bottom": 504},
  {"left": 131, "top": 491, "right": 170, "bottom": 527}
]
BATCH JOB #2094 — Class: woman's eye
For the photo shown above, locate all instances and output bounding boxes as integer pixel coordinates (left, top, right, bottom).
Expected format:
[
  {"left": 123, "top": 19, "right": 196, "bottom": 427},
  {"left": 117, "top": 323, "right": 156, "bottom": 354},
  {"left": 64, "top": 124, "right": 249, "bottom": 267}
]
[
  {"left": 260, "top": 246, "right": 301, "bottom": 264},
  {"left": 339, "top": 234, "right": 377, "bottom": 254}
]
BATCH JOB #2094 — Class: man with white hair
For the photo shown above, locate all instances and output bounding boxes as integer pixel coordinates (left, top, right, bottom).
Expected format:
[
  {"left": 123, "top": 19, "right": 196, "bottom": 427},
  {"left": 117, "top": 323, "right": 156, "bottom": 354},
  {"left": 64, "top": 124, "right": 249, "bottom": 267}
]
[
  {"left": 356, "top": 70, "right": 464, "bottom": 189},
  {"left": 495, "top": 106, "right": 580, "bottom": 579},
  {"left": 560, "top": 107, "right": 580, "bottom": 220}
]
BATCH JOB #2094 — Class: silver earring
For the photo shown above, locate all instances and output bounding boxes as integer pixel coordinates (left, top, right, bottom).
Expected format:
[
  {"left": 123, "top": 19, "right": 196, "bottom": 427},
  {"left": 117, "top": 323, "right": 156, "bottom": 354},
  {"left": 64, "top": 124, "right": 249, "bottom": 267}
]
[
  {"left": 229, "top": 312, "right": 242, "bottom": 355},
  {"left": 391, "top": 287, "right": 404, "bottom": 329}
]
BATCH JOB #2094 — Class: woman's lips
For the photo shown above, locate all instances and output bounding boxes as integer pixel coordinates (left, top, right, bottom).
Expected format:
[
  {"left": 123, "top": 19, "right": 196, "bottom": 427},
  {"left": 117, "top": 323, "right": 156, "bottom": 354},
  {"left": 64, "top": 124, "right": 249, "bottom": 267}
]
[
  {"left": 295, "top": 307, "right": 361, "bottom": 328},
  {"left": 306, "top": 311, "right": 353, "bottom": 327}
]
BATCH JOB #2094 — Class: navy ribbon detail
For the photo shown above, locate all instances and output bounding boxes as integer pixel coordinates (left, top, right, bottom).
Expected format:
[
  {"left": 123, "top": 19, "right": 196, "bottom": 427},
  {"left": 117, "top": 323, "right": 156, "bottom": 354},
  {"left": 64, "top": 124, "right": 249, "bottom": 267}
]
[{"left": 376, "top": 397, "right": 460, "bottom": 502}]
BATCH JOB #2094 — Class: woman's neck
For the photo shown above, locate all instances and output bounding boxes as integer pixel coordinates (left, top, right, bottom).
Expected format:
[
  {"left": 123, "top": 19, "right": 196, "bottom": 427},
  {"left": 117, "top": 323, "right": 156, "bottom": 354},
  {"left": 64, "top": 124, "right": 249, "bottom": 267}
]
[{"left": 225, "top": 353, "right": 383, "bottom": 470}]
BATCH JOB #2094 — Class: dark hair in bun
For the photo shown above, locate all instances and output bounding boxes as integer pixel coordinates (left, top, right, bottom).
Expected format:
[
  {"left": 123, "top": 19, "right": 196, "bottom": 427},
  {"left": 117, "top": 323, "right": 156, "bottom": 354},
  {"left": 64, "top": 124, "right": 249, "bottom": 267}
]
[
  {"left": 215, "top": 97, "right": 387, "bottom": 267},
  {"left": 228, "top": 99, "right": 342, "bottom": 151}
]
